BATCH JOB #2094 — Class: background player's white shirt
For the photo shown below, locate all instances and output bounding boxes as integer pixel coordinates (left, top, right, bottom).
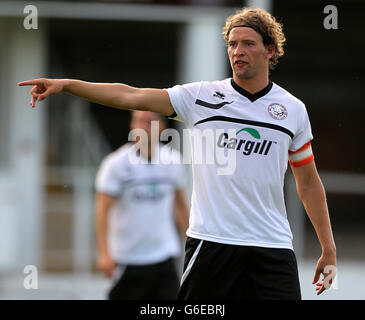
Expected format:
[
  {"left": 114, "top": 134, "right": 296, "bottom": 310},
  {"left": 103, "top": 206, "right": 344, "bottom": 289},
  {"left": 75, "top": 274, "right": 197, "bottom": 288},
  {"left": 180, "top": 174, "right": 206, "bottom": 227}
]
[
  {"left": 166, "top": 78, "right": 313, "bottom": 250},
  {"left": 95, "top": 143, "right": 185, "bottom": 265}
]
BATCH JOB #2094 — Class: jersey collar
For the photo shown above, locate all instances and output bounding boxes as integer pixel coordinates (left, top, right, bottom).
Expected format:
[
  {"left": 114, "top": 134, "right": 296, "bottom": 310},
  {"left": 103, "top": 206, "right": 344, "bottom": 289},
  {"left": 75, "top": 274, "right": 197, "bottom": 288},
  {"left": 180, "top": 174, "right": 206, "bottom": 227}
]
[{"left": 231, "top": 78, "right": 273, "bottom": 102}]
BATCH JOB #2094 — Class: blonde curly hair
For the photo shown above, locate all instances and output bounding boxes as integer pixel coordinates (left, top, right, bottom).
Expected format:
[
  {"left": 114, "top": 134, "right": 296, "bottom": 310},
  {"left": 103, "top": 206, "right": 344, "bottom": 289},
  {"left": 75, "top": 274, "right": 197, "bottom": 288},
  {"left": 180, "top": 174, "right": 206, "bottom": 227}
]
[{"left": 223, "top": 8, "right": 286, "bottom": 69}]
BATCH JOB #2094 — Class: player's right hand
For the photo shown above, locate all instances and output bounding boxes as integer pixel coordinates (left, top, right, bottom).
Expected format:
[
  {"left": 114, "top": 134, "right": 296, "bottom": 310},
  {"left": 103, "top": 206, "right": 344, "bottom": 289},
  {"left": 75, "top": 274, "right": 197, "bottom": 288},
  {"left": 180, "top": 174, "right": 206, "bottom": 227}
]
[
  {"left": 98, "top": 254, "right": 117, "bottom": 278},
  {"left": 18, "top": 78, "right": 65, "bottom": 108}
]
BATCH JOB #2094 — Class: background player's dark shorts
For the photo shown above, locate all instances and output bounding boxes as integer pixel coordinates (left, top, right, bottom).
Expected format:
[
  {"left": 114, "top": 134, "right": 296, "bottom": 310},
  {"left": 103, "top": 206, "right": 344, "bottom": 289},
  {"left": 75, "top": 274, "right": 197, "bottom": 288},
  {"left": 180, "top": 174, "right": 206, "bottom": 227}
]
[
  {"left": 178, "top": 237, "right": 301, "bottom": 300},
  {"left": 109, "top": 257, "right": 179, "bottom": 300}
]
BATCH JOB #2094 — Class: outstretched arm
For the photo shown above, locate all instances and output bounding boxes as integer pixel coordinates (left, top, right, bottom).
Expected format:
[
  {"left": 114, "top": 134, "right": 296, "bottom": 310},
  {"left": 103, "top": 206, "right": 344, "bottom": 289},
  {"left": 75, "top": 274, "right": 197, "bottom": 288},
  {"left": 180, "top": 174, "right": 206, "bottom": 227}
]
[
  {"left": 17, "top": 78, "right": 174, "bottom": 116},
  {"left": 291, "top": 161, "right": 337, "bottom": 295}
]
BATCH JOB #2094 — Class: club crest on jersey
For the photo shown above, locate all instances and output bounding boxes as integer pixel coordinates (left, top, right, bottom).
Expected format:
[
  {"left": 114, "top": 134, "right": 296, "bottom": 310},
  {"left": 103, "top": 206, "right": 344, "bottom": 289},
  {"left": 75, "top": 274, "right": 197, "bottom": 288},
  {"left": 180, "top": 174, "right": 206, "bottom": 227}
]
[{"left": 268, "top": 103, "right": 288, "bottom": 120}]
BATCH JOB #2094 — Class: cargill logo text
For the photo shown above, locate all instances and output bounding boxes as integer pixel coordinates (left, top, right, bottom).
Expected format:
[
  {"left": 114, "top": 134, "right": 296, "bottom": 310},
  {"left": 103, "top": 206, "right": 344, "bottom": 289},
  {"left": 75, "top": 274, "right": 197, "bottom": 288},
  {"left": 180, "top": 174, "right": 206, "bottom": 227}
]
[{"left": 217, "top": 128, "right": 274, "bottom": 156}]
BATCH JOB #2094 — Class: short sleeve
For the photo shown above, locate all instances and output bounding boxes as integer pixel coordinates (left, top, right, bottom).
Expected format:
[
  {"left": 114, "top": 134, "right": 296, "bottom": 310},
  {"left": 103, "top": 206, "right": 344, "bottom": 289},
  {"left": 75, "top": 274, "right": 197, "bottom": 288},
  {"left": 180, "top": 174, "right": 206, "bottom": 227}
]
[
  {"left": 164, "top": 81, "right": 203, "bottom": 125},
  {"left": 289, "top": 106, "right": 313, "bottom": 152},
  {"left": 95, "top": 156, "right": 122, "bottom": 196}
]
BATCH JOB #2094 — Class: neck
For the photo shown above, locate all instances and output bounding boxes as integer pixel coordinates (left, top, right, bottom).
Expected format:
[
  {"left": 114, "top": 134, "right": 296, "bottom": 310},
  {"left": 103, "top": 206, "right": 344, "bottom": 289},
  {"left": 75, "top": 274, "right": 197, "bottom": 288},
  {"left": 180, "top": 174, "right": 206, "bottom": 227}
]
[{"left": 233, "top": 73, "right": 269, "bottom": 94}]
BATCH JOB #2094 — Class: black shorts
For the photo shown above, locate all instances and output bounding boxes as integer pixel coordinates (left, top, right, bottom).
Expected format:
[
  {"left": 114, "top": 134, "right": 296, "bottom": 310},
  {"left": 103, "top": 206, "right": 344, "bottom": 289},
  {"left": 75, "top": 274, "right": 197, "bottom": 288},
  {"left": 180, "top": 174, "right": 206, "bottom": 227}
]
[
  {"left": 109, "top": 257, "right": 179, "bottom": 300},
  {"left": 178, "top": 237, "right": 301, "bottom": 300}
]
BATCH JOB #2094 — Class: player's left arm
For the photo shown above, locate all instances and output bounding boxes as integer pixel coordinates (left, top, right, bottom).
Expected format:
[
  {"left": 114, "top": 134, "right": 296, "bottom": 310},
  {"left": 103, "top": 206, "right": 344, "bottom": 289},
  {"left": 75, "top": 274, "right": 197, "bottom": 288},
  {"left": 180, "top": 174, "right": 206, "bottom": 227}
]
[
  {"left": 291, "top": 158, "right": 337, "bottom": 295},
  {"left": 173, "top": 188, "right": 189, "bottom": 240}
]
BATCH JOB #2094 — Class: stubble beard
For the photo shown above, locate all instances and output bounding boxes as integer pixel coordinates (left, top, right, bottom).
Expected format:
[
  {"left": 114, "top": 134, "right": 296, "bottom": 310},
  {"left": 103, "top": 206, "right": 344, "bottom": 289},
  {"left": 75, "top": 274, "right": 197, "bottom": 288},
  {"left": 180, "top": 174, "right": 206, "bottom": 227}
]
[{"left": 234, "top": 65, "right": 256, "bottom": 80}]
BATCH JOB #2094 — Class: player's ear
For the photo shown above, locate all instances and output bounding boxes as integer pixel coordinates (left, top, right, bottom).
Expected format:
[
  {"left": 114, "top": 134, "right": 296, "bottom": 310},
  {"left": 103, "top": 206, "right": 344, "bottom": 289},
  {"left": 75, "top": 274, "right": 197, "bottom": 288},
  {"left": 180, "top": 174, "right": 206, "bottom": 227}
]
[{"left": 266, "top": 44, "right": 275, "bottom": 60}]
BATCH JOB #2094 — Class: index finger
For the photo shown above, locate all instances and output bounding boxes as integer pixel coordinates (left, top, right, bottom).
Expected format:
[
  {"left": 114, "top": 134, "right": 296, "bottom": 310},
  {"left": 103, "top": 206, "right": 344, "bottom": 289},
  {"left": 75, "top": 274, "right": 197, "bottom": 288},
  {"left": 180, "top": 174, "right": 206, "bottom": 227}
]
[{"left": 18, "top": 79, "right": 43, "bottom": 86}]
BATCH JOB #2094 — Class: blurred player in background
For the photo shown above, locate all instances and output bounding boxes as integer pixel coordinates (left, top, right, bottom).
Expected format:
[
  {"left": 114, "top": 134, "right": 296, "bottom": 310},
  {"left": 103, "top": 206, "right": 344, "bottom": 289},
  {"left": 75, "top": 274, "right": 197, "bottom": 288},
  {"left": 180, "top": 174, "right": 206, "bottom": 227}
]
[
  {"left": 95, "top": 110, "right": 189, "bottom": 300},
  {"left": 19, "top": 7, "right": 336, "bottom": 299}
]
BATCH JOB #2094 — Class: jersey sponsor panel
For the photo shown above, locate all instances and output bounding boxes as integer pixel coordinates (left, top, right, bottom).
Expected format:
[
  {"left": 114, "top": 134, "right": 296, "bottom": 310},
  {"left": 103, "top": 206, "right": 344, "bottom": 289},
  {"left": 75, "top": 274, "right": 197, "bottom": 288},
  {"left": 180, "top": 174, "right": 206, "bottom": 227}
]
[
  {"left": 217, "top": 129, "right": 274, "bottom": 156},
  {"left": 166, "top": 78, "right": 313, "bottom": 249}
]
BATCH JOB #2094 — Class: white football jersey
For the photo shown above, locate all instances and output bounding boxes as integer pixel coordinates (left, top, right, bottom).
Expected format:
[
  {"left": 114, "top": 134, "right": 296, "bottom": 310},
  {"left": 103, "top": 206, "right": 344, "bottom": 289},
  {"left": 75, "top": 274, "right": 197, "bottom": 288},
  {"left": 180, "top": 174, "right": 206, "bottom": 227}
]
[
  {"left": 95, "top": 143, "right": 185, "bottom": 264},
  {"left": 166, "top": 78, "right": 313, "bottom": 250}
]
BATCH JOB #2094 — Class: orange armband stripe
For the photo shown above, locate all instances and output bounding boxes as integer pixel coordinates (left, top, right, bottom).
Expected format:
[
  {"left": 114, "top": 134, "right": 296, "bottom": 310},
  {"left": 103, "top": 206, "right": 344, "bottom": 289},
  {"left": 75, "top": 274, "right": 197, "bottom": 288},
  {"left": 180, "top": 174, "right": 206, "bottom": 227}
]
[{"left": 289, "top": 142, "right": 314, "bottom": 167}]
